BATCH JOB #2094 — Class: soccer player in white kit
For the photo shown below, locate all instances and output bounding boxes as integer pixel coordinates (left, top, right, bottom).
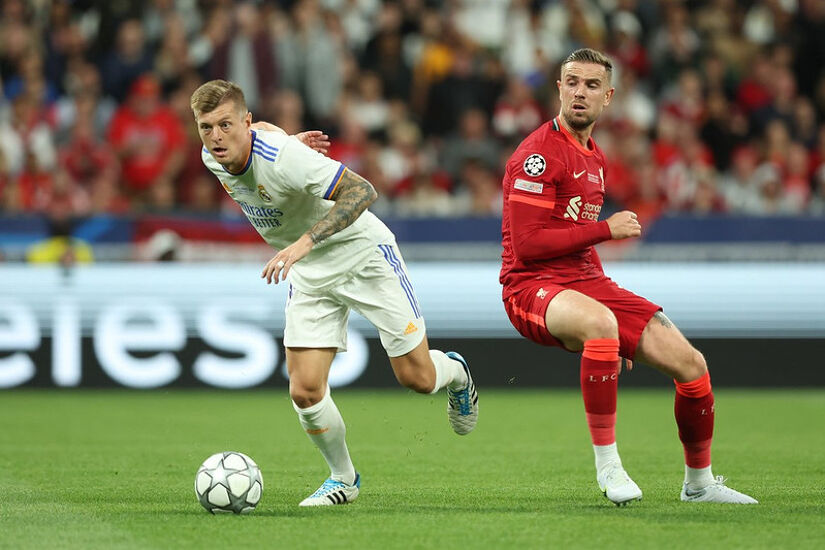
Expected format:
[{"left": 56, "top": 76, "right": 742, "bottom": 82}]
[{"left": 191, "top": 79, "right": 478, "bottom": 506}]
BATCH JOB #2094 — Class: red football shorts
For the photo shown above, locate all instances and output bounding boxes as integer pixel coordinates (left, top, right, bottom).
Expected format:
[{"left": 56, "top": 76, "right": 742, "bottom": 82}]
[{"left": 503, "top": 277, "right": 662, "bottom": 359}]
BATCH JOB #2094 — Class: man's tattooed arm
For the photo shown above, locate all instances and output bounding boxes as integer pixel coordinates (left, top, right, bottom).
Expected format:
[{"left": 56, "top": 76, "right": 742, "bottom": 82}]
[
  {"left": 654, "top": 311, "right": 673, "bottom": 328},
  {"left": 307, "top": 169, "right": 378, "bottom": 244}
]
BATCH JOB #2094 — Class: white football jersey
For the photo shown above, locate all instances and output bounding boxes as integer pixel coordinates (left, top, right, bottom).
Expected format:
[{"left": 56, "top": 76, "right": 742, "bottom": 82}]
[{"left": 202, "top": 130, "right": 395, "bottom": 292}]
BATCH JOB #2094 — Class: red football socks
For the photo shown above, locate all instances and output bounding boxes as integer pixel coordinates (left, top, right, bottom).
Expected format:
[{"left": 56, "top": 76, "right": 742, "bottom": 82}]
[
  {"left": 674, "top": 371, "right": 714, "bottom": 468},
  {"left": 581, "top": 338, "right": 620, "bottom": 446}
]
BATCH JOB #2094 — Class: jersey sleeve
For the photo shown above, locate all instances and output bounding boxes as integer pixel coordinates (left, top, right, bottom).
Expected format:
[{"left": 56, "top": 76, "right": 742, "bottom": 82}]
[
  {"left": 276, "top": 136, "right": 347, "bottom": 199},
  {"left": 508, "top": 149, "right": 611, "bottom": 261}
]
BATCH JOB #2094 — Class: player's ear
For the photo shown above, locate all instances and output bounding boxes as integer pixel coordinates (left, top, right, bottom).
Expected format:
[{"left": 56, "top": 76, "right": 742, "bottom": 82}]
[
  {"left": 603, "top": 87, "right": 615, "bottom": 107},
  {"left": 243, "top": 111, "right": 252, "bottom": 127}
]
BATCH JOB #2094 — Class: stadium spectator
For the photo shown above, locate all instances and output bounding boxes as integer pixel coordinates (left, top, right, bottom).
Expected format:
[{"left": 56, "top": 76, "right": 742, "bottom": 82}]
[
  {"left": 344, "top": 71, "right": 390, "bottom": 136},
  {"left": 58, "top": 100, "right": 122, "bottom": 213},
  {"left": 207, "top": 2, "right": 277, "bottom": 114},
  {"left": 422, "top": 44, "right": 500, "bottom": 137},
  {"left": 453, "top": 157, "right": 502, "bottom": 216},
  {"left": 55, "top": 62, "right": 117, "bottom": 143},
  {"left": 492, "top": 76, "right": 544, "bottom": 140},
  {"left": 153, "top": 12, "right": 193, "bottom": 92},
  {"left": 101, "top": 19, "right": 155, "bottom": 102},
  {"left": 0, "top": 93, "right": 56, "bottom": 178},
  {"left": 719, "top": 146, "right": 765, "bottom": 213},
  {"left": 441, "top": 108, "right": 499, "bottom": 180},
  {"left": 359, "top": 1, "right": 412, "bottom": 101},
  {"left": 107, "top": 74, "right": 185, "bottom": 208},
  {"left": 395, "top": 168, "right": 455, "bottom": 218},
  {"left": 648, "top": 2, "right": 700, "bottom": 90},
  {"left": 810, "top": 165, "right": 825, "bottom": 215},
  {"left": 275, "top": 0, "right": 342, "bottom": 125}
]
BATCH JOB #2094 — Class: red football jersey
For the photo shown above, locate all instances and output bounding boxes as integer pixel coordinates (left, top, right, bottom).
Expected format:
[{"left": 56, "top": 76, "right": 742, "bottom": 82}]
[{"left": 500, "top": 117, "right": 613, "bottom": 298}]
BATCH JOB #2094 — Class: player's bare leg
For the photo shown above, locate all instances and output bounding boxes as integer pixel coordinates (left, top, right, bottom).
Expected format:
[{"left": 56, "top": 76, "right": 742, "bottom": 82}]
[
  {"left": 389, "top": 336, "right": 478, "bottom": 435},
  {"left": 635, "top": 313, "right": 757, "bottom": 504},
  {"left": 545, "top": 290, "right": 642, "bottom": 505},
  {"left": 287, "top": 347, "right": 360, "bottom": 506}
]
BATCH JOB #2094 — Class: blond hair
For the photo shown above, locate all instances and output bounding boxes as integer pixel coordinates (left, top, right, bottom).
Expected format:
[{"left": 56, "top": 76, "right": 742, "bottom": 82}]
[
  {"left": 190, "top": 79, "right": 247, "bottom": 116},
  {"left": 561, "top": 48, "right": 613, "bottom": 83}
]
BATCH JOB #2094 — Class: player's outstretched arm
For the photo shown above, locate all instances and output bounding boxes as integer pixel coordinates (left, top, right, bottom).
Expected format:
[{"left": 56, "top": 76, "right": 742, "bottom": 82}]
[
  {"left": 250, "top": 121, "right": 330, "bottom": 155},
  {"left": 262, "top": 170, "right": 377, "bottom": 284}
]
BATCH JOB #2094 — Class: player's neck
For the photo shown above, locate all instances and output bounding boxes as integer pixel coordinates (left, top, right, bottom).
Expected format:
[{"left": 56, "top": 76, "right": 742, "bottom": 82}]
[
  {"left": 557, "top": 115, "right": 593, "bottom": 149},
  {"left": 225, "top": 135, "right": 253, "bottom": 175}
]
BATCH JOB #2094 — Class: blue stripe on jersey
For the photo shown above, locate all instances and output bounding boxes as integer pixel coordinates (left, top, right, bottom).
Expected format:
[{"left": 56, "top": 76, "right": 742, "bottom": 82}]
[
  {"left": 379, "top": 244, "right": 421, "bottom": 318},
  {"left": 255, "top": 139, "right": 279, "bottom": 154},
  {"left": 252, "top": 146, "right": 276, "bottom": 161},
  {"left": 324, "top": 164, "right": 347, "bottom": 199},
  {"left": 202, "top": 147, "right": 208, "bottom": 154}
]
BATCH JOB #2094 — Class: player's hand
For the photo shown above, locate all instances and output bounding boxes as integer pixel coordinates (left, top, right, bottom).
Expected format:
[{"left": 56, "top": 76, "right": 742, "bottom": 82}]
[
  {"left": 606, "top": 210, "right": 642, "bottom": 240},
  {"left": 261, "top": 234, "right": 314, "bottom": 284},
  {"left": 618, "top": 358, "right": 633, "bottom": 375},
  {"left": 294, "top": 130, "right": 330, "bottom": 155}
]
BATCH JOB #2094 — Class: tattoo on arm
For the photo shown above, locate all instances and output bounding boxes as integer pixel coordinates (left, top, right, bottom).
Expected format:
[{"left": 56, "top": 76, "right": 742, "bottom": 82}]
[
  {"left": 308, "top": 169, "right": 377, "bottom": 244},
  {"left": 654, "top": 311, "right": 673, "bottom": 328}
]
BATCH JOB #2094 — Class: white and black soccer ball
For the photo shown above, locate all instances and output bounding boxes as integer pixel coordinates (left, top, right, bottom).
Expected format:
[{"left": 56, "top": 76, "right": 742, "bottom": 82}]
[{"left": 195, "top": 451, "right": 263, "bottom": 514}]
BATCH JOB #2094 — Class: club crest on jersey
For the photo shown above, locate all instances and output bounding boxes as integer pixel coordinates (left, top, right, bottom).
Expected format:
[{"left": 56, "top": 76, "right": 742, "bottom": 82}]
[
  {"left": 220, "top": 180, "right": 232, "bottom": 194},
  {"left": 523, "top": 154, "right": 546, "bottom": 177},
  {"left": 257, "top": 184, "right": 272, "bottom": 202}
]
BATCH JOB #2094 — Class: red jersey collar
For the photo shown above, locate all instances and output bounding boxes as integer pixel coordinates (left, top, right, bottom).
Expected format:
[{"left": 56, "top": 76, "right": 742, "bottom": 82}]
[{"left": 554, "top": 116, "right": 595, "bottom": 156}]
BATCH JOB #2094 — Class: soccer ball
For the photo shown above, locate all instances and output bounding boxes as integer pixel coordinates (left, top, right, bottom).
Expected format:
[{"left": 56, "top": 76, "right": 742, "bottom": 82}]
[{"left": 195, "top": 451, "right": 263, "bottom": 514}]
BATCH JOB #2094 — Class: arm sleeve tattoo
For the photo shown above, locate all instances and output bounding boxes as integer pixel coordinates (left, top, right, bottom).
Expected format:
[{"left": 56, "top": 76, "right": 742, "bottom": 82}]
[
  {"left": 654, "top": 311, "right": 673, "bottom": 328},
  {"left": 308, "top": 169, "right": 377, "bottom": 244}
]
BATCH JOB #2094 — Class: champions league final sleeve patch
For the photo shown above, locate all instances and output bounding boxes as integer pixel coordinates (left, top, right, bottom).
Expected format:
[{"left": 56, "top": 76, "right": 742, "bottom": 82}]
[{"left": 523, "top": 154, "right": 546, "bottom": 177}]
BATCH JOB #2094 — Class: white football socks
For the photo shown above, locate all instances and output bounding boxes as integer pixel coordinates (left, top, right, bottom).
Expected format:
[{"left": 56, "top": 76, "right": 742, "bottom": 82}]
[
  {"left": 594, "top": 442, "right": 621, "bottom": 472},
  {"left": 684, "top": 465, "right": 715, "bottom": 490},
  {"left": 293, "top": 386, "right": 356, "bottom": 486},
  {"left": 428, "top": 350, "right": 468, "bottom": 394}
]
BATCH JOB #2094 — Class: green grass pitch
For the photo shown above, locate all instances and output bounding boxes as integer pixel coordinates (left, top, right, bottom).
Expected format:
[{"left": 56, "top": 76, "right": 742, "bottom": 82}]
[{"left": 1, "top": 389, "right": 823, "bottom": 549}]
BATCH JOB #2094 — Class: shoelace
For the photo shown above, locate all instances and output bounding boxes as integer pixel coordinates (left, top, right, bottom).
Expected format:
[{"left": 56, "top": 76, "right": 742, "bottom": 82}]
[
  {"left": 310, "top": 478, "right": 345, "bottom": 497},
  {"left": 712, "top": 475, "right": 728, "bottom": 486},
  {"left": 604, "top": 464, "right": 631, "bottom": 484},
  {"left": 450, "top": 386, "right": 471, "bottom": 415}
]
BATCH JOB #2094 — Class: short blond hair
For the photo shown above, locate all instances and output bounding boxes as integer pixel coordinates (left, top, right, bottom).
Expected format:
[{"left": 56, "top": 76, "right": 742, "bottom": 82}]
[
  {"left": 561, "top": 48, "right": 613, "bottom": 83},
  {"left": 190, "top": 79, "right": 247, "bottom": 116}
]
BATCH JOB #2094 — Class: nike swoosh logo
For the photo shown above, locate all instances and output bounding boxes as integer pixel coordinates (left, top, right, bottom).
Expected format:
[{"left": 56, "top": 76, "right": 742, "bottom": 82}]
[{"left": 573, "top": 170, "right": 586, "bottom": 179}]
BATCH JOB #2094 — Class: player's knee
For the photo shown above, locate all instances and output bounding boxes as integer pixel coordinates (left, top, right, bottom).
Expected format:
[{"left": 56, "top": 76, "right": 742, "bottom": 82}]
[
  {"left": 685, "top": 348, "right": 708, "bottom": 381},
  {"left": 289, "top": 383, "right": 325, "bottom": 409},
  {"left": 582, "top": 309, "right": 618, "bottom": 340}
]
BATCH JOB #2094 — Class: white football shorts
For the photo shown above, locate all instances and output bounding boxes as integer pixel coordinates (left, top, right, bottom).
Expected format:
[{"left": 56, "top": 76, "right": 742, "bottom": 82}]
[{"left": 283, "top": 243, "right": 426, "bottom": 357}]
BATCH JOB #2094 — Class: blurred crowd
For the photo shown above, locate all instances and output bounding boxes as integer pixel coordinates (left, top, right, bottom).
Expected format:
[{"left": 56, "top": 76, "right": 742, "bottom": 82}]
[{"left": 1, "top": 0, "right": 825, "bottom": 223}]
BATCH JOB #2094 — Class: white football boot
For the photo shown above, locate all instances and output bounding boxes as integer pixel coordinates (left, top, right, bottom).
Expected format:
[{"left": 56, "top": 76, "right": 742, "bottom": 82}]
[
  {"left": 445, "top": 352, "right": 479, "bottom": 435},
  {"left": 681, "top": 476, "right": 758, "bottom": 504},
  {"left": 299, "top": 473, "right": 360, "bottom": 506},
  {"left": 597, "top": 461, "right": 643, "bottom": 506}
]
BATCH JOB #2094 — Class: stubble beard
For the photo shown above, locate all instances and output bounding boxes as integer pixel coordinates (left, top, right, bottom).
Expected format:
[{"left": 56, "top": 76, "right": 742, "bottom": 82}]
[{"left": 562, "top": 109, "right": 597, "bottom": 131}]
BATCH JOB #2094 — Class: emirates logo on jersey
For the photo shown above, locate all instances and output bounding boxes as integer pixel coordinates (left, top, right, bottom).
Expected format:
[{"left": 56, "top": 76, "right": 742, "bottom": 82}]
[{"left": 523, "top": 154, "right": 546, "bottom": 176}]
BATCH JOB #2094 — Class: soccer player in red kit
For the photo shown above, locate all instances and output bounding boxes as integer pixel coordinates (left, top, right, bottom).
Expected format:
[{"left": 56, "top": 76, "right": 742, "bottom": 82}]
[{"left": 501, "top": 49, "right": 757, "bottom": 505}]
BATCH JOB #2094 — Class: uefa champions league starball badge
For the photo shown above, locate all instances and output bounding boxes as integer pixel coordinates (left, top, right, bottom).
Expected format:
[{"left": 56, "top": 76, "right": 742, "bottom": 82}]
[{"left": 523, "top": 154, "right": 546, "bottom": 176}]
